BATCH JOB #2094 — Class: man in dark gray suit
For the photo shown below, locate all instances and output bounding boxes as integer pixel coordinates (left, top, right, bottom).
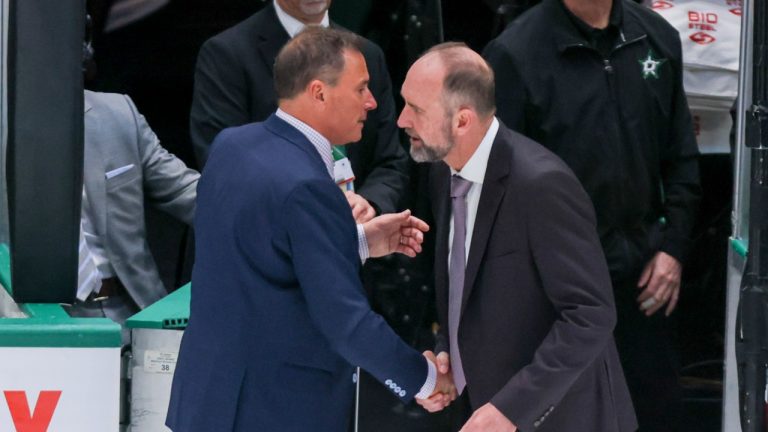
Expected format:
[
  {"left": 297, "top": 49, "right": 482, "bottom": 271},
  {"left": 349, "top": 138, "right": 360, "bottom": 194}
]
[
  {"left": 191, "top": 0, "right": 408, "bottom": 221},
  {"left": 399, "top": 43, "right": 637, "bottom": 432}
]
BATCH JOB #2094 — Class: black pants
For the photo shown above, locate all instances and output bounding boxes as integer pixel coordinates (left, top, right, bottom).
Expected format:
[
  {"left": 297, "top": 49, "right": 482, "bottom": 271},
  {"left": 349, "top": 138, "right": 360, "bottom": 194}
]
[{"left": 613, "top": 278, "right": 682, "bottom": 432}]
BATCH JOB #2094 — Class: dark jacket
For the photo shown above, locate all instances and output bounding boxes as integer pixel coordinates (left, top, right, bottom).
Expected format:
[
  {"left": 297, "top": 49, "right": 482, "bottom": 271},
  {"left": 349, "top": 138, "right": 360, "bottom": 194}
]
[
  {"left": 190, "top": 4, "right": 409, "bottom": 214},
  {"left": 484, "top": 0, "right": 700, "bottom": 281},
  {"left": 431, "top": 124, "right": 637, "bottom": 431},
  {"left": 167, "top": 115, "right": 427, "bottom": 431}
]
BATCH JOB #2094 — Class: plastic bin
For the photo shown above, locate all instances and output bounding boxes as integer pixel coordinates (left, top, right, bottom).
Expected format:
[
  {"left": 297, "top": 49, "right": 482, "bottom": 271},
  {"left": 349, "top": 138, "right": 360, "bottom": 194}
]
[{"left": 125, "top": 283, "right": 189, "bottom": 432}]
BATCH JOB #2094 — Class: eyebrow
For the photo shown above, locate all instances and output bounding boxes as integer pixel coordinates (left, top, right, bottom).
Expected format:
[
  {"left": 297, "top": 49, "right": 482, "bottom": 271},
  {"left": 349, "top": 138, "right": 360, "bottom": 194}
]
[{"left": 405, "top": 101, "right": 423, "bottom": 111}]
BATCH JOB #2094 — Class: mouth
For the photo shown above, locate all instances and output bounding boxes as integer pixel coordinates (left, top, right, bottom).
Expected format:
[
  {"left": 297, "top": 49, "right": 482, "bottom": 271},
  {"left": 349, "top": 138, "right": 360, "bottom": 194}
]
[{"left": 406, "top": 133, "right": 422, "bottom": 145}]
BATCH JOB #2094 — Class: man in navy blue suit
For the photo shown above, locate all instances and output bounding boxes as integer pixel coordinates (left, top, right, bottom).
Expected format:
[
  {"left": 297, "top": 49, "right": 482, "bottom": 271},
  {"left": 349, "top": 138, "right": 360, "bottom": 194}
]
[{"left": 166, "top": 27, "right": 455, "bottom": 431}]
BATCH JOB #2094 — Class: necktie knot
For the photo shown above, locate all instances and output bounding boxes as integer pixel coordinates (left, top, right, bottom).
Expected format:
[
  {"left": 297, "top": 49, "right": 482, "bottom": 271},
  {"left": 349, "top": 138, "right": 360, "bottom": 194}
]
[{"left": 451, "top": 175, "right": 472, "bottom": 198}]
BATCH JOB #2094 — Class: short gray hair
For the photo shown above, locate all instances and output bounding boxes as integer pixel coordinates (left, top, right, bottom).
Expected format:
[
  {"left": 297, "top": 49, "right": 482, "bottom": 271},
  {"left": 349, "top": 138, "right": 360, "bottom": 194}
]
[{"left": 424, "top": 42, "right": 496, "bottom": 118}]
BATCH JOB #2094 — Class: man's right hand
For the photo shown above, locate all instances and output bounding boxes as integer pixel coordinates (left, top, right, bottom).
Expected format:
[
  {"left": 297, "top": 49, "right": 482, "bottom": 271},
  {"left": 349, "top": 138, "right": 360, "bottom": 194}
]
[
  {"left": 417, "top": 351, "right": 457, "bottom": 412},
  {"left": 362, "top": 210, "right": 429, "bottom": 258}
]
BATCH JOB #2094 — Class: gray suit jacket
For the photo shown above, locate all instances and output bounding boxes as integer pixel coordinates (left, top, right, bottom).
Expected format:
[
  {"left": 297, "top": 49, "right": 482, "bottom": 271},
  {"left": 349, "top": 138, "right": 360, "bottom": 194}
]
[{"left": 84, "top": 90, "right": 199, "bottom": 309}]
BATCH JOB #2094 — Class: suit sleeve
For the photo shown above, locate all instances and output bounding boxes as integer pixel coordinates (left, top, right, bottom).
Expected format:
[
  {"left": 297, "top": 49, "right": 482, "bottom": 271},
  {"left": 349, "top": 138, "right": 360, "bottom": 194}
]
[
  {"left": 282, "top": 180, "right": 428, "bottom": 402},
  {"left": 658, "top": 32, "right": 701, "bottom": 264},
  {"left": 490, "top": 166, "right": 616, "bottom": 430},
  {"left": 123, "top": 95, "right": 200, "bottom": 225},
  {"left": 190, "top": 39, "right": 251, "bottom": 168},
  {"left": 355, "top": 43, "right": 409, "bottom": 214}
]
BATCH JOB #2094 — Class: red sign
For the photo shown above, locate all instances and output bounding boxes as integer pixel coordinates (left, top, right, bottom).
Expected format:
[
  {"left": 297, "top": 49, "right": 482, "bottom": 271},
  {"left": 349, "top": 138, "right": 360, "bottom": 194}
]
[
  {"left": 3, "top": 391, "right": 61, "bottom": 432},
  {"left": 690, "top": 32, "right": 717, "bottom": 45},
  {"left": 729, "top": 7, "right": 742, "bottom": 15},
  {"left": 653, "top": 1, "right": 674, "bottom": 9}
]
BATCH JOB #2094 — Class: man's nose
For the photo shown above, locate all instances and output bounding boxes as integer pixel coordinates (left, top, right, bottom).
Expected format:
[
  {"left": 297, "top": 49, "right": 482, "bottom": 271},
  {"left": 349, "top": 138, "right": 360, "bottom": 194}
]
[{"left": 364, "top": 89, "right": 377, "bottom": 111}]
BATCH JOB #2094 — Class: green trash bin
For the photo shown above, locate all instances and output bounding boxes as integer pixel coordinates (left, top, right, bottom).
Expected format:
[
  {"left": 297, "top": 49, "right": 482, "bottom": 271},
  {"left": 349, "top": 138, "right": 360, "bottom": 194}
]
[
  {"left": 126, "top": 283, "right": 189, "bottom": 432},
  {"left": 0, "top": 244, "right": 122, "bottom": 431}
]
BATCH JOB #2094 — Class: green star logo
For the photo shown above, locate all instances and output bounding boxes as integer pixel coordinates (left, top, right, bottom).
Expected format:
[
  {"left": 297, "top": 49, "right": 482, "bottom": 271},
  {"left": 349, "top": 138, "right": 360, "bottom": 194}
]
[{"left": 638, "top": 50, "right": 667, "bottom": 79}]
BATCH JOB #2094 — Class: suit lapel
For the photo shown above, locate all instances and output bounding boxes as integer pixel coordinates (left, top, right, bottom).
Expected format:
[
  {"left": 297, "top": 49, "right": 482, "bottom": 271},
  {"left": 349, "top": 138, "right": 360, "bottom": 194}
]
[
  {"left": 461, "top": 136, "right": 510, "bottom": 315},
  {"left": 83, "top": 99, "right": 107, "bottom": 237},
  {"left": 431, "top": 163, "right": 452, "bottom": 317},
  {"left": 255, "top": 4, "right": 291, "bottom": 76}
]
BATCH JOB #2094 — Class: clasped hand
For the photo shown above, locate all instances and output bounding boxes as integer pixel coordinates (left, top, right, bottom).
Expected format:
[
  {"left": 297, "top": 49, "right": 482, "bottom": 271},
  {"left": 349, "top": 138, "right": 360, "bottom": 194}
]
[{"left": 415, "top": 351, "right": 457, "bottom": 412}]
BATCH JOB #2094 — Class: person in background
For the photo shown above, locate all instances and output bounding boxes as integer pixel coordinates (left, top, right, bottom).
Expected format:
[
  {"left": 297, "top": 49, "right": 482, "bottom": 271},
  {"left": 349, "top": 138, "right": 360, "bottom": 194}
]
[
  {"left": 68, "top": 89, "right": 199, "bottom": 339},
  {"left": 190, "top": 0, "right": 408, "bottom": 223}
]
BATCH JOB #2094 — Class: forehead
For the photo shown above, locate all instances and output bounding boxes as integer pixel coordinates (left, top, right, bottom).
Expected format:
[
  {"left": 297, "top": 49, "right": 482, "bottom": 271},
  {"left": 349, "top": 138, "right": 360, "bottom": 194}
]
[
  {"left": 402, "top": 57, "right": 444, "bottom": 103},
  {"left": 339, "top": 49, "right": 368, "bottom": 80}
]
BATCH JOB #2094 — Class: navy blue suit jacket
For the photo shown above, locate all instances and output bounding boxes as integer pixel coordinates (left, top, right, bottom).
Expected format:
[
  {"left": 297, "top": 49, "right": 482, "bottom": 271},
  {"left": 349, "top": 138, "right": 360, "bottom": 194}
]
[{"left": 166, "top": 115, "right": 427, "bottom": 431}]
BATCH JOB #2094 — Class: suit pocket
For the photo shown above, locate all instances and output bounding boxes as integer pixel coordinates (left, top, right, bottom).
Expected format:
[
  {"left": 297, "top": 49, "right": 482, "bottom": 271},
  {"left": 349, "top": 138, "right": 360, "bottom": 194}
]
[{"left": 105, "top": 166, "right": 139, "bottom": 190}]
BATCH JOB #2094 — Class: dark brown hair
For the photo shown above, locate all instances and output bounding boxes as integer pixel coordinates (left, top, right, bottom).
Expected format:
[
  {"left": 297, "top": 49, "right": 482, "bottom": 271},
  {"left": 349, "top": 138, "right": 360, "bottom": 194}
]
[{"left": 274, "top": 27, "right": 364, "bottom": 100}]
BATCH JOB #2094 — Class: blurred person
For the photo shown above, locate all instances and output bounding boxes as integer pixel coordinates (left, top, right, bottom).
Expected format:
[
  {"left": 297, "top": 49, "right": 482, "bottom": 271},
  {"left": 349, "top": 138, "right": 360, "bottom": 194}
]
[
  {"left": 484, "top": 0, "right": 701, "bottom": 429},
  {"left": 400, "top": 43, "right": 636, "bottom": 432},
  {"left": 166, "top": 28, "right": 454, "bottom": 432},
  {"left": 190, "top": 0, "right": 409, "bottom": 223}
]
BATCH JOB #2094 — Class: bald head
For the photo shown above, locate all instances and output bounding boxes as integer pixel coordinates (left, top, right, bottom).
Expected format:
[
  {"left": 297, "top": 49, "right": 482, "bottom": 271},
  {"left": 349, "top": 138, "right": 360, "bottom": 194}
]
[{"left": 417, "top": 42, "right": 496, "bottom": 119}]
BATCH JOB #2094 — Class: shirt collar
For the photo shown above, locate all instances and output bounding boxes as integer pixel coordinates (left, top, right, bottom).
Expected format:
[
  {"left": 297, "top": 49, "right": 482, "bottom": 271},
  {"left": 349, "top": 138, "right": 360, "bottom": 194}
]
[
  {"left": 273, "top": 0, "right": 330, "bottom": 38},
  {"left": 276, "top": 108, "right": 334, "bottom": 178},
  {"left": 450, "top": 117, "right": 500, "bottom": 185}
]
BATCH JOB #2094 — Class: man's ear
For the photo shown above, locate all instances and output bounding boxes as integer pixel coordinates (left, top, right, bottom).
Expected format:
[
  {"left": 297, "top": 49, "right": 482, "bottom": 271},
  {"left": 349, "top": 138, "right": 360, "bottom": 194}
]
[
  {"left": 454, "top": 107, "right": 474, "bottom": 136},
  {"left": 308, "top": 79, "right": 326, "bottom": 103}
]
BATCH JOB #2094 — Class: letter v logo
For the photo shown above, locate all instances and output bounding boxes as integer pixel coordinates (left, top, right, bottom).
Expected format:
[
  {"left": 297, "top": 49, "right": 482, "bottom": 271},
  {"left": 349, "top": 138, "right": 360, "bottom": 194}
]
[{"left": 4, "top": 391, "right": 62, "bottom": 432}]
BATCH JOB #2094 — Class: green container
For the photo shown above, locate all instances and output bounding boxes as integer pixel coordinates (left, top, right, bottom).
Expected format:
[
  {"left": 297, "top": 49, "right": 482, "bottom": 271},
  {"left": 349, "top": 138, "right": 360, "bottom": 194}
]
[
  {"left": 126, "top": 283, "right": 190, "bottom": 330},
  {"left": 0, "top": 244, "right": 121, "bottom": 348}
]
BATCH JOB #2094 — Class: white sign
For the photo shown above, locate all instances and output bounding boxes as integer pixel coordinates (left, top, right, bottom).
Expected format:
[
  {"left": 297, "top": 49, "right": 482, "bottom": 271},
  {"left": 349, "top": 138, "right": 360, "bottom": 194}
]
[
  {"left": 144, "top": 350, "right": 177, "bottom": 374},
  {"left": 0, "top": 347, "right": 120, "bottom": 431}
]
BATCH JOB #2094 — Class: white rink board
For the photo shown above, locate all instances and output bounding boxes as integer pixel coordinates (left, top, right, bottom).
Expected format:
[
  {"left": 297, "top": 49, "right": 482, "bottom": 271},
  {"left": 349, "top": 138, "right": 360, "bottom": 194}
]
[{"left": 0, "top": 347, "right": 120, "bottom": 431}]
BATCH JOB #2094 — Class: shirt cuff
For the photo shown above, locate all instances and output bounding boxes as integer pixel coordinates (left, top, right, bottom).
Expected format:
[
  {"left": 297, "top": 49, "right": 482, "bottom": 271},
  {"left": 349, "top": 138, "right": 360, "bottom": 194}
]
[
  {"left": 415, "top": 358, "right": 437, "bottom": 399},
  {"left": 356, "top": 224, "right": 369, "bottom": 263}
]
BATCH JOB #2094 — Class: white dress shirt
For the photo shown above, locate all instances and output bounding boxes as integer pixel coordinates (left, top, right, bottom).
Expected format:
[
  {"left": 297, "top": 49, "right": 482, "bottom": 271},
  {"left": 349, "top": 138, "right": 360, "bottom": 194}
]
[
  {"left": 448, "top": 117, "right": 500, "bottom": 266},
  {"left": 273, "top": 0, "right": 330, "bottom": 38}
]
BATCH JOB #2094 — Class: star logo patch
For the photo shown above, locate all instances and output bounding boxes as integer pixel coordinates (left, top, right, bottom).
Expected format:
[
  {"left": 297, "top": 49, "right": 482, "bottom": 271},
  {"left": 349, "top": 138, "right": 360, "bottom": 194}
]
[{"left": 638, "top": 50, "right": 667, "bottom": 79}]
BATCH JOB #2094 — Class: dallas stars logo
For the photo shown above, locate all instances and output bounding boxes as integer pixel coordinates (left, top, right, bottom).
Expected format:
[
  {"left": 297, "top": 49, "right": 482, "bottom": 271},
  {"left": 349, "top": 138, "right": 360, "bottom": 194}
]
[{"left": 638, "top": 50, "right": 667, "bottom": 79}]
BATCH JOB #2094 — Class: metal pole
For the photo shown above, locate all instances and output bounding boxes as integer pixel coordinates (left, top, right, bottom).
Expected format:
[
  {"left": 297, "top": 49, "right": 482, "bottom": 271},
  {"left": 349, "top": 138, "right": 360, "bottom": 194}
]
[
  {"left": 354, "top": 366, "right": 361, "bottom": 432},
  {"left": 738, "top": 0, "right": 768, "bottom": 428}
]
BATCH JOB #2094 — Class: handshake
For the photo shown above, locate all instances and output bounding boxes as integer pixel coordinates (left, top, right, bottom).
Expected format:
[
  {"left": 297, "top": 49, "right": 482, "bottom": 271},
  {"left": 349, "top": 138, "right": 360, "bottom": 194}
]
[{"left": 416, "top": 351, "right": 458, "bottom": 412}]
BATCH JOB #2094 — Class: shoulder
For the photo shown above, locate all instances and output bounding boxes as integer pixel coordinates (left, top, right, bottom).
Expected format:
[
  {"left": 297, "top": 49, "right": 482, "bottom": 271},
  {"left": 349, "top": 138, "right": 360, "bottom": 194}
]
[
  {"left": 84, "top": 90, "right": 139, "bottom": 124},
  {"left": 199, "top": 9, "right": 268, "bottom": 56},
  {"left": 488, "top": 2, "right": 549, "bottom": 53},
  {"left": 624, "top": 0, "right": 680, "bottom": 41},
  {"left": 497, "top": 124, "right": 577, "bottom": 184}
]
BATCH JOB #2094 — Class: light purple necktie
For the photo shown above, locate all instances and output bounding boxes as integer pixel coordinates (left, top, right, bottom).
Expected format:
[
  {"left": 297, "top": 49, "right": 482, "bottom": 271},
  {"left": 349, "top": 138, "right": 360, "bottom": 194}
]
[{"left": 449, "top": 175, "right": 472, "bottom": 395}]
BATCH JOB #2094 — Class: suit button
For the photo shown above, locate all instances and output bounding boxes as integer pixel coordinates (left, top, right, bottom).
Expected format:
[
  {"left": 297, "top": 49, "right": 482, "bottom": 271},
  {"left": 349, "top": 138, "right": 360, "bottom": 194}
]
[
  {"left": 385, "top": 379, "right": 392, "bottom": 386},
  {"left": 399, "top": 390, "right": 406, "bottom": 397},
  {"left": 534, "top": 420, "right": 541, "bottom": 428},
  {"left": 352, "top": 372, "right": 358, "bottom": 383}
]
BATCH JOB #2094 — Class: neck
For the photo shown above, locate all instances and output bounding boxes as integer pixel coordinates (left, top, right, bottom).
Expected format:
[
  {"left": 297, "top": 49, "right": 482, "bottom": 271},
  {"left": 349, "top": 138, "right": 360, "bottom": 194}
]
[
  {"left": 276, "top": 0, "right": 326, "bottom": 25},
  {"left": 446, "top": 117, "right": 494, "bottom": 171},
  {"left": 563, "top": 0, "right": 613, "bottom": 29},
  {"left": 279, "top": 101, "right": 324, "bottom": 135}
]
